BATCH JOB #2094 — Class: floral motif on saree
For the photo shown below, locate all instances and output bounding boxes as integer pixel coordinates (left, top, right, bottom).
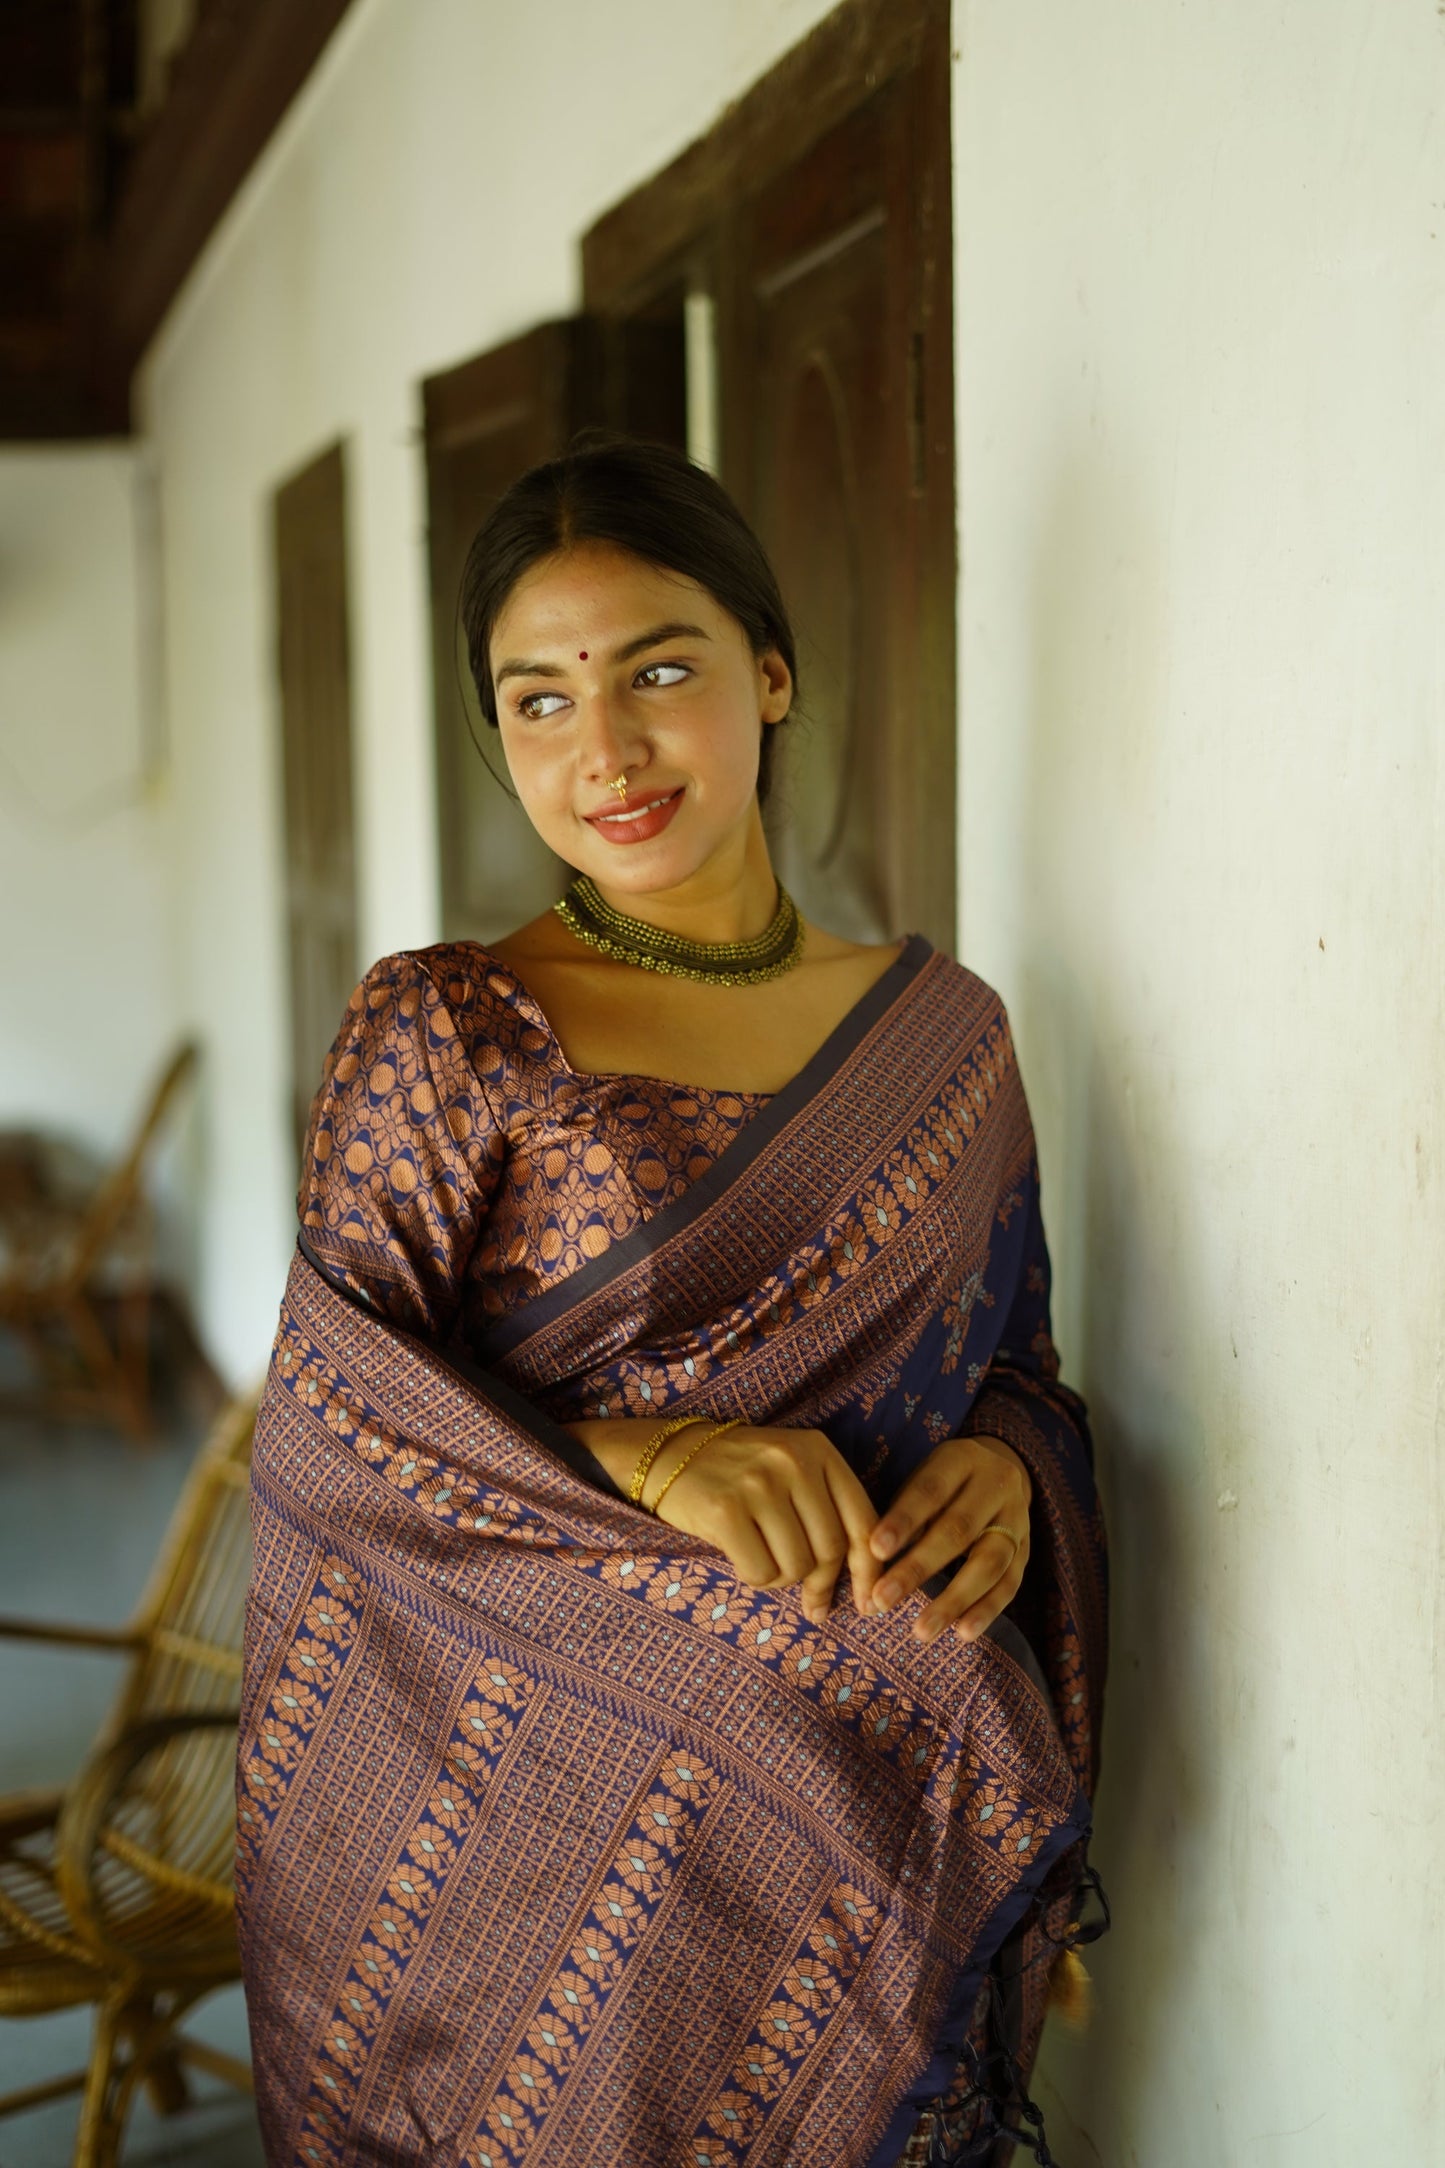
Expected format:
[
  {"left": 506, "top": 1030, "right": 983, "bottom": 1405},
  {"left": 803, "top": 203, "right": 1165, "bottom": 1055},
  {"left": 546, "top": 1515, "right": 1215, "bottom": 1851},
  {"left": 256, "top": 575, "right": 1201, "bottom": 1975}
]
[{"left": 239, "top": 937, "right": 1107, "bottom": 2167}]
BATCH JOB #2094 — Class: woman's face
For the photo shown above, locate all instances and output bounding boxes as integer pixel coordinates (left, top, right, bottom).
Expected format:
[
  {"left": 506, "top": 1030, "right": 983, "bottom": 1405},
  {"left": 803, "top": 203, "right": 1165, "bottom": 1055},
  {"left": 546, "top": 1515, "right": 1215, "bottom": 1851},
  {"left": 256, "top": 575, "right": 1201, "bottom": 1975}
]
[{"left": 489, "top": 540, "right": 792, "bottom": 897}]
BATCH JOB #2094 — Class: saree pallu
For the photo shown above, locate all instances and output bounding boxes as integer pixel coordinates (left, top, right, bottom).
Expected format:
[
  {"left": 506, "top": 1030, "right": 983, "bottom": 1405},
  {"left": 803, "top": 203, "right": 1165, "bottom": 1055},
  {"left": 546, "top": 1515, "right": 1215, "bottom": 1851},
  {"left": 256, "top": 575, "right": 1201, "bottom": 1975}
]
[{"left": 238, "top": 943, "right": 1107, "bottom": 2167}]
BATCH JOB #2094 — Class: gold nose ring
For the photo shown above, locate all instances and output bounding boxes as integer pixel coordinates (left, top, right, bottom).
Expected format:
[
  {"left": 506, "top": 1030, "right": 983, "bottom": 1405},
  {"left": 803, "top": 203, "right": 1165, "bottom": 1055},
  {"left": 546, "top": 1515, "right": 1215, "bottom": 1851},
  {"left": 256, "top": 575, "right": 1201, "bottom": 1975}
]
[{"left": 608, "top": 773, "right": 629, "bottom": 802}]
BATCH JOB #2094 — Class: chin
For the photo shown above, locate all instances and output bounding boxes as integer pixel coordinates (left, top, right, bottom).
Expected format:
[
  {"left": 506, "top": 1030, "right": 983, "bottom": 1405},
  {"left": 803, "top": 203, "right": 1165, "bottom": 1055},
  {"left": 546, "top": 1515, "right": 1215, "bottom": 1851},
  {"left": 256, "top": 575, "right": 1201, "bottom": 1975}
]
[{"left": 577, "top": 848, "right": 701, "bottom": 892}]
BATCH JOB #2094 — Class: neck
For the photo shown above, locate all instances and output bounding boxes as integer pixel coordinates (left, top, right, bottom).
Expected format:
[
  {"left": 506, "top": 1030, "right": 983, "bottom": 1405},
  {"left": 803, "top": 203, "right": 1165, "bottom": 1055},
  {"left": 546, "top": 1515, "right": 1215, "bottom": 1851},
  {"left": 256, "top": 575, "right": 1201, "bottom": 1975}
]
[{"left": 587, "top": 804, "right": 780, "bottom": 945}]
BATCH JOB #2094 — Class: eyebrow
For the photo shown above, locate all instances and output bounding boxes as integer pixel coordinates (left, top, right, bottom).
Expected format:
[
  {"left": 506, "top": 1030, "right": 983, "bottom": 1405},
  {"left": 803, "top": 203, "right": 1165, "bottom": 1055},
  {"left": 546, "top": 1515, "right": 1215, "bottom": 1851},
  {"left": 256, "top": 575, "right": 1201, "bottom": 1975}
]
[{"left": 494, "top": 621, "right": 711, "bottom": 686}]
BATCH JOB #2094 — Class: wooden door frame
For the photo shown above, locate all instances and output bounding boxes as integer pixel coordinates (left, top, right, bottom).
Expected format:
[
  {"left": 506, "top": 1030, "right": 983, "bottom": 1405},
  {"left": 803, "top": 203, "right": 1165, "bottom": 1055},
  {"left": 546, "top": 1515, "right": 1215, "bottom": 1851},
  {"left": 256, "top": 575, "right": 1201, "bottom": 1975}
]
[{"left": 582, "top": 0, "right": 950, "bottom": 317}]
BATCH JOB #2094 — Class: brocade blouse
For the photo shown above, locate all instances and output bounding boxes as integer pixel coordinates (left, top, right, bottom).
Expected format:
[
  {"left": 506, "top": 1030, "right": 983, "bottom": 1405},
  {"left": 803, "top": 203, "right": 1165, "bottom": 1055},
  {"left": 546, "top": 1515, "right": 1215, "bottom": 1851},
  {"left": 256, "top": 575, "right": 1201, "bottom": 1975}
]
[{"left": 298, "top": 945, "right": 771, "bottom": 1353}]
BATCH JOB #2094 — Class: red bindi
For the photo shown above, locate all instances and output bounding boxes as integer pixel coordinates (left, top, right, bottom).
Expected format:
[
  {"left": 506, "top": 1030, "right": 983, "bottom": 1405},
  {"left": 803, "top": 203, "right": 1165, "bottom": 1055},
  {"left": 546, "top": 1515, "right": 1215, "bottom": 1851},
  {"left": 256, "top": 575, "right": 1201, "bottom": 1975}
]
[{"left": 578, "top": 650, "right": 588, "bottom": 660}]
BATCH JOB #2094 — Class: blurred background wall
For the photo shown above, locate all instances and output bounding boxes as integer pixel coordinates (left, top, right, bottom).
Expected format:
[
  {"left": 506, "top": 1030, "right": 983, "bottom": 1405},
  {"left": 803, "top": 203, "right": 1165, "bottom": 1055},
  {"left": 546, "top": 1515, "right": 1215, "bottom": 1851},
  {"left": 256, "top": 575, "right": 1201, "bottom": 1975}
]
[
  {"left": 952, "top": 3, "right": 1444, "bottom": 2160},
  {"left": 0, "top": 446, "right": 178, "bottom": 1166}
]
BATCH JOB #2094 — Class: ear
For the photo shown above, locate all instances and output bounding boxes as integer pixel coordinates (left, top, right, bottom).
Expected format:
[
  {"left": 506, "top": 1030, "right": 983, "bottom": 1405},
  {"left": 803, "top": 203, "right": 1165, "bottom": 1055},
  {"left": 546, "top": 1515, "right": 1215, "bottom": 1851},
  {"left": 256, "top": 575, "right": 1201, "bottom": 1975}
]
[{"left": 757, "top": 646, "right": 792, "bottom": 724}]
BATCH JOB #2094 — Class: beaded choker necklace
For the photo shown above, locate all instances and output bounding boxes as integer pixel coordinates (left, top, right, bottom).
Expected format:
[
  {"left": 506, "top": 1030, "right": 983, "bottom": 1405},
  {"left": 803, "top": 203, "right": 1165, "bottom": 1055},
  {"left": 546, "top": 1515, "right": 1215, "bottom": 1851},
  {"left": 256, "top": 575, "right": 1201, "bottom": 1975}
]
[{"left": 554, "top": 874, "right": 805, "bottom": 986}]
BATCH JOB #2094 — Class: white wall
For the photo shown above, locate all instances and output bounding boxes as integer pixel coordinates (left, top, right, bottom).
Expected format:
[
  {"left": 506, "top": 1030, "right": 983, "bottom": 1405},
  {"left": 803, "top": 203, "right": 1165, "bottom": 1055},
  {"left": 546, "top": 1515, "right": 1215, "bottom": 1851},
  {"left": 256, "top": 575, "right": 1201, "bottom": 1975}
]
[
  {"left": 0, "top": 448, "right": 185, "bottom": 1186},
  {"left": 952, "top": 3, "right": 1444, "bottom": 2160},
  {"left": 136, "top": 0, "right": 842, "bottom": 1380}
]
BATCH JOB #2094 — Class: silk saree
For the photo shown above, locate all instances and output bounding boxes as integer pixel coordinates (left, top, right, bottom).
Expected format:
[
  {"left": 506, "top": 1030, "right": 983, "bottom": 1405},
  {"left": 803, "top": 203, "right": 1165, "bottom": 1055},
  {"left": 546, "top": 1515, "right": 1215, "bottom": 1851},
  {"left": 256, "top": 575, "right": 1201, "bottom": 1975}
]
[{"left": 237, "top": 935, "right": 1108, "bottom": 2167}]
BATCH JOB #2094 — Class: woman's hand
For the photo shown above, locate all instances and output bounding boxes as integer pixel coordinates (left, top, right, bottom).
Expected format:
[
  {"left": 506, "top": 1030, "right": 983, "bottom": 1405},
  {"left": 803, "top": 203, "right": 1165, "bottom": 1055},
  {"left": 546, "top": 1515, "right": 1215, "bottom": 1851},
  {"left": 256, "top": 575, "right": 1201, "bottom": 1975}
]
[
  {"left": 567, "top": 1417, "right": 882, "bottom": 1624},
  {"left": 648, "top": 1423, "right": 883, "bottom": 1622},
  {"left": 866, "top": 1433, "right": 1032, "bottom": 1644}
]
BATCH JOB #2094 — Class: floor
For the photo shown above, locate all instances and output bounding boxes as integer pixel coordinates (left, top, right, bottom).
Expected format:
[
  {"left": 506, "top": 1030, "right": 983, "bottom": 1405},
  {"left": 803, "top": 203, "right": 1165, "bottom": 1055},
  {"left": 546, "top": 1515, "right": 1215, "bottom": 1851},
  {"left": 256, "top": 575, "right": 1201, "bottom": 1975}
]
[{"left": 0, "top": 1388, "right": 266, "bottom": 2166}]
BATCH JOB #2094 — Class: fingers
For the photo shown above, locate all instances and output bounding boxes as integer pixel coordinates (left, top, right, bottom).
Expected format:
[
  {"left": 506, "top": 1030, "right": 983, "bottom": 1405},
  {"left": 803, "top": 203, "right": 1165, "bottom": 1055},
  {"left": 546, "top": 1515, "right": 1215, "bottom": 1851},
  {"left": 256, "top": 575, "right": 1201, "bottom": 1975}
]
[
  {"left": 753, "top": 1499, "right": 816, "bottom": 1590},
  {"left": 717, "top": 1520, "right": 785, "bottom": 1589},
  {"left": 730, "top": 1431, "right": 880, "bottom": 1617},
  {"left": 870, "top": 1435, "right": 1032, "bottom": 1622},
  {"left": 712, "top": 1488, "right": 814, "bottom": 1595},
  {"left": 790, "top": 1484, "right": 851, "bottom": 1624},
  {"left": 657, "top": 1425, "right": 884, "bottom": 1619},
  {"left": 868, "top": 1439, "right": 972, "bottom": 1566},
  {"left": 870, "top": 1491, "right": 991, "bottom": 1613},
  {"left": 823, "top": 1456, "right": 885, "bottom": 1616},
  {"left": 911, "top": 1529, "right": 1029, "bottom": 1645},
  {"left": 658, "top": 1422, "right": 1029, "bottom": 1647},
  {"left": 660, "top": 1486, "right": 780, "bottom": 1589},
  {"left": 784, "top": 1439, "right": 885, "bottom": 1620}
]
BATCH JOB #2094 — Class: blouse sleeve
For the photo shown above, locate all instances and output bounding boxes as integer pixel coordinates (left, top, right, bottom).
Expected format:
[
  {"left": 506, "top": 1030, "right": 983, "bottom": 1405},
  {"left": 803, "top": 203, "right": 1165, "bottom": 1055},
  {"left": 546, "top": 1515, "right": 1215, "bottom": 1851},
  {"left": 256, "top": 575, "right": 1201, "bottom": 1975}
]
[{"left": 297, "top": 951, "right": 505, "bottom": 1342}]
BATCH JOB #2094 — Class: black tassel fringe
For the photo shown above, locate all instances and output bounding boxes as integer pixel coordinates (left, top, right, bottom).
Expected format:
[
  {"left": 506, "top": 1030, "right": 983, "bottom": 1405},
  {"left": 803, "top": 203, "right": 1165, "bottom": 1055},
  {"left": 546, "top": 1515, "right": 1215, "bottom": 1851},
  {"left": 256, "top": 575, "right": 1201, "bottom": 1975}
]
[{"left": 908, "top": 1862, "right": 1111, "bottom": 2168}]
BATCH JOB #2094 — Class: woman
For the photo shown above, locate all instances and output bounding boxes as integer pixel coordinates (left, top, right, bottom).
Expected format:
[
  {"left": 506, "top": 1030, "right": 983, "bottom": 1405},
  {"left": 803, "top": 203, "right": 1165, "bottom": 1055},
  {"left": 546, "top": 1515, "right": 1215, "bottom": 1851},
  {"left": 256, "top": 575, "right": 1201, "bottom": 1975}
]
[{"left": 238, "top": 435, "right": 1108, "bottom": 2168}]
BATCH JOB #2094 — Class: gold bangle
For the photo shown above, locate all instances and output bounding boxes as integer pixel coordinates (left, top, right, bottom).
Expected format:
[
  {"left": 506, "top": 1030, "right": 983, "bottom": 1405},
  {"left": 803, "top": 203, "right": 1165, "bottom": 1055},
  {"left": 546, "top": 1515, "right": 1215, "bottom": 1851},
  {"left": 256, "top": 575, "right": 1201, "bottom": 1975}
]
[
  {"left": 976, "top": 1523, "right": 1022, "bottom": 1559},
  {"left": 627, "top": 1414, "right": 705, "bottom": 1505},
  {"left": 647, "top": 1418, "right": 743, "bottom": 1516}
]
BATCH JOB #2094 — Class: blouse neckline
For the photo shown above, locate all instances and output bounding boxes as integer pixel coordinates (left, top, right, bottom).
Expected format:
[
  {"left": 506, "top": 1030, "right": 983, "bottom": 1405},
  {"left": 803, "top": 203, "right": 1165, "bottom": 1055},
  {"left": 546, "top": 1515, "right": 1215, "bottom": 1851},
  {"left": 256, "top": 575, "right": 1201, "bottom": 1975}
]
[
  {"left": 458, "top": 939, "right": 819, "bottom": 1102},
  {"left": 458, "top": 934, "right": 922, "bottom": 1103}
]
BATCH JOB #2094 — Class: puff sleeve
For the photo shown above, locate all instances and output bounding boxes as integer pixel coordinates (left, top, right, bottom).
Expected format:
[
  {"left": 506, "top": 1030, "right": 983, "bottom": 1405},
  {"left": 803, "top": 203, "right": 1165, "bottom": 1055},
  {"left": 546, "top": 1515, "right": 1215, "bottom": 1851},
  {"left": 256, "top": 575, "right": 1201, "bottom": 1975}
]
[{"left": 297, "top": 951, "right": 505, "bottom": 1342}]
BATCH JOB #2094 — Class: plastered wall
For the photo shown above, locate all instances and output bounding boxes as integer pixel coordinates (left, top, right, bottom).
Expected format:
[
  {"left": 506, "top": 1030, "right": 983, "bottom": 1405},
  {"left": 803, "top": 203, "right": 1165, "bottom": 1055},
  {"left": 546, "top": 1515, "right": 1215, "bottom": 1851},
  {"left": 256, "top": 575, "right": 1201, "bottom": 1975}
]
[
  {"left": 952, "top": 3, "right": 1444, "bottom": 2159},
  {"left": 0, "top": 447, "right": 184, "bottom": 1181}
]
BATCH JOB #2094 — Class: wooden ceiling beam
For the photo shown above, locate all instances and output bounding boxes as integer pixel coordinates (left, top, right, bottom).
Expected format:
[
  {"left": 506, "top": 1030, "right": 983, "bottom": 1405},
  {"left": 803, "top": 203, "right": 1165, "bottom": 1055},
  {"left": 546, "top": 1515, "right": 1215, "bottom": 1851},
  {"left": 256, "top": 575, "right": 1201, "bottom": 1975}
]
[{"left": 93, "top": 0, "right": 357, "bottom": 423}]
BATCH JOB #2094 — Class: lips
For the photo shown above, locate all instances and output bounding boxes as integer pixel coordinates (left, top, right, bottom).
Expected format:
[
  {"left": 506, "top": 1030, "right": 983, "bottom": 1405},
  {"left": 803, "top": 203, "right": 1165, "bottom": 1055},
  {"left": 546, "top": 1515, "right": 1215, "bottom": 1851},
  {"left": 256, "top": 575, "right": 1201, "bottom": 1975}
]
[{"left": 583, "top": 787, "right": 684, "bottom": 845}]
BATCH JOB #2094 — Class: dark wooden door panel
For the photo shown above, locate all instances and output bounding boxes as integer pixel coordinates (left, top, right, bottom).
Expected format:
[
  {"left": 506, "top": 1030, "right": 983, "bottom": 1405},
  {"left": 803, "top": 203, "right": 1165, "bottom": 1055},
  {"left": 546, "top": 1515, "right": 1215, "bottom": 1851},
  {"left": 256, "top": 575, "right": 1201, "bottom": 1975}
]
[
  {"left": 273, "top": 441, "right": 360, "bottom": 1160},
  {"left": 423, "top": 323, "right": 591, "bottom": 944},
  {"left": 731, "top": 74, "right": 953, "bottom": 950},
  {"left": 424, "top": 314, "right": 693, "bottom": 945},
  {"left": 738, "top": 101, "right": 894, "bottom": 941},
  {"left": 581, "top": 0, "right": 956, "bottom": 952}
]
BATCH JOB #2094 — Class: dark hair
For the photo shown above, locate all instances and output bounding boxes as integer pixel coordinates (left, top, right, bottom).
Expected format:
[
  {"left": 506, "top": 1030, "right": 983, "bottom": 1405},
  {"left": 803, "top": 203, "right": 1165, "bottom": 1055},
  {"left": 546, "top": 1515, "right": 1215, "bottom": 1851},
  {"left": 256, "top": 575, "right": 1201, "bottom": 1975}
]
[{"left": 459, "top": 432, "right": 798, "bottom": 805}]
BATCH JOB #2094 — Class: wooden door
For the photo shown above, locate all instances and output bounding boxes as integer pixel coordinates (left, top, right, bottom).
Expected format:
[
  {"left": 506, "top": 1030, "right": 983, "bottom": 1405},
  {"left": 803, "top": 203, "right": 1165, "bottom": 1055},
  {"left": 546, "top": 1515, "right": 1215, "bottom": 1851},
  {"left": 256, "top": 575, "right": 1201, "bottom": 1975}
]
[
  {"left": 582, "top": 0, "right": 956, "bottom": 952},
  {"left": 424, "top": 324, "right": 584, "bottom": 944},
  {"left": 273, "top": 441, "right": 360, "bottom": 1160},
  {"left": 732, "top": 68, "right": 954, "bottom": 948},
  {"left": 423, "top": 320, "right": 688, "bottom": 942}
]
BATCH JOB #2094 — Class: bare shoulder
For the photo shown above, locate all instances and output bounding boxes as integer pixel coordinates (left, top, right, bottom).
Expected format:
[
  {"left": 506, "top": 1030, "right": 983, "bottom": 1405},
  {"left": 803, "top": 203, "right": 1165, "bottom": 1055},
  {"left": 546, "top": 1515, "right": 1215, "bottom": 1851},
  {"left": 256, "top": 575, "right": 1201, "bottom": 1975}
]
[
  {"left": 798, "top": 918, "right": 907, "bottom": 996},
  {"left": 487, "top": 910, "right": 572, "bottom": 971}
]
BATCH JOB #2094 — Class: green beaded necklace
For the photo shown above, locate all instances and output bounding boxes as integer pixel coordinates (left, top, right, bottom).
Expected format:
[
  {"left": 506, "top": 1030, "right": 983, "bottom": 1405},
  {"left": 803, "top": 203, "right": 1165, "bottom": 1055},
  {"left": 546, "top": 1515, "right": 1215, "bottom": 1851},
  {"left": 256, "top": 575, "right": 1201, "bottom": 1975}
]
[{"left": 554, "top": 873, "right": 805, "bottom": 987}]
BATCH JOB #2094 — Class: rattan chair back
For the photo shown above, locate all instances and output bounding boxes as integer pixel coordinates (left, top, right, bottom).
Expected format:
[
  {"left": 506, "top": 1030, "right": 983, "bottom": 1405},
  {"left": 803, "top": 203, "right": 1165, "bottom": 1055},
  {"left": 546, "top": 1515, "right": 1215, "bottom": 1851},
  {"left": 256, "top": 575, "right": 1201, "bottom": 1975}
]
[
  {"left": 0, "top": 1390, "right": 257, "bottom": 2163},
  {"left": 66, "top": 1043, "right": 200, "bottom": 1291},
  {"left": 0, "top": 1039, "right": 202, "bottom": 1436},
  {"left": 62, "top": 1392, "right": 254, "bottom": 1973}
]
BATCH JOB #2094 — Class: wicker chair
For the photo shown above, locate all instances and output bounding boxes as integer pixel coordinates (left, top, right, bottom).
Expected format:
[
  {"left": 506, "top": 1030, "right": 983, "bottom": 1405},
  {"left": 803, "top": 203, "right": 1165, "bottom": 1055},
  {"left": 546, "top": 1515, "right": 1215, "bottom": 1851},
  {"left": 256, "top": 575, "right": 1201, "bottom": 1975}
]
[
  {"left": 0, "top": 1391, "right": 256, "bottom": 2166},
  {"left": 0, "top": 1041, "right": 200, "bottom": 1438}
]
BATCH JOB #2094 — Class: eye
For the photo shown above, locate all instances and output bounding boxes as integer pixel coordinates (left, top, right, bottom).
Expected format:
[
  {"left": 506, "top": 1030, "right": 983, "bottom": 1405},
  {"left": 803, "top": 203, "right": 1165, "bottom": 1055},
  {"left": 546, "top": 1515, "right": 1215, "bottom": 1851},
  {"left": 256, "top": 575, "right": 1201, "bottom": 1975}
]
[
  {"left": 516, "top": 690, "right": 570, "bottom": 721},
  {"left": 635, "top": 661, "right": 691, "bottom": 690}
]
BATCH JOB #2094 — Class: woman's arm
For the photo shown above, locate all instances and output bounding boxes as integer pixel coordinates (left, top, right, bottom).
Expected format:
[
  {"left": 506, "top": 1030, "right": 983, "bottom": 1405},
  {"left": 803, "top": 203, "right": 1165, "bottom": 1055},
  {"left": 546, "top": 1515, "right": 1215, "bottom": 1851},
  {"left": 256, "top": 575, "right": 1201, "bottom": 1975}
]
[
  {"left": 862, "top": 1434, "right": 1033, "bottom": 1642},
  {"left": 561, "top": 1415, "right": 884, "bottom": 1622},
  {"left": 298, "top": 952, "right": 504, "bottom": 1339},
  {"left": 852, "top": 1155, "right": 1074, "bottom": 1646}
]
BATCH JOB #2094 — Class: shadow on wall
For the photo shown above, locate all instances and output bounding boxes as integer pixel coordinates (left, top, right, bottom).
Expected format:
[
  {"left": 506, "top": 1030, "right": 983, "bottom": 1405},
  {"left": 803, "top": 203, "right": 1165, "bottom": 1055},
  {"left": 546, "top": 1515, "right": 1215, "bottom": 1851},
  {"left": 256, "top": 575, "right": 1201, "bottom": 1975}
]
[{"left": 1006, "top": 445, "right": 1243, "bottom": 2165}]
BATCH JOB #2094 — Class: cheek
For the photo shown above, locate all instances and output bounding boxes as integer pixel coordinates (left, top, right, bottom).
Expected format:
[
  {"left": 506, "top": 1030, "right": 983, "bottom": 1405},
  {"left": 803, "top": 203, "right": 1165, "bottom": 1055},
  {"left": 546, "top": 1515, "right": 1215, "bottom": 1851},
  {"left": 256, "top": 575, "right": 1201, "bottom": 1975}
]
[
  {"left": 498, "top": 728, "right": 562, "bottom": 802},
  {"left": 669, "top": 696, "right": 762, "bottom": 789},
  {"left": 713, "top": 735, "right": 767, "bottom": 818},
  {"left": 497, "top": 734, "right": 587, "bottom": 854}
]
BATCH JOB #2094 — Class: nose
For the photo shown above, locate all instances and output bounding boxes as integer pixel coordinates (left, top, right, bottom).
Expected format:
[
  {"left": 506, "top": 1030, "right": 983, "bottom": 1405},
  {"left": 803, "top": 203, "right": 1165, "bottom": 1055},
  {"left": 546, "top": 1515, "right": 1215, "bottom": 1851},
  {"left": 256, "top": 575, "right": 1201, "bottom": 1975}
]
[{"left": 574, "top": 686, "right": 647, "bottom": 786}]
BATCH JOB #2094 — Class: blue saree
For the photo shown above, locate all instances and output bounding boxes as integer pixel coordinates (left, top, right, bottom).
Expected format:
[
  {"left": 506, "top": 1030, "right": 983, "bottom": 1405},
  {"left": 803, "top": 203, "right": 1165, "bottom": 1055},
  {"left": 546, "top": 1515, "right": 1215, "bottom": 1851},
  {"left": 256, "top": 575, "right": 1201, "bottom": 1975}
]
[{"left": 237, "top": 935, "right": 1107, "bottom": 2167}]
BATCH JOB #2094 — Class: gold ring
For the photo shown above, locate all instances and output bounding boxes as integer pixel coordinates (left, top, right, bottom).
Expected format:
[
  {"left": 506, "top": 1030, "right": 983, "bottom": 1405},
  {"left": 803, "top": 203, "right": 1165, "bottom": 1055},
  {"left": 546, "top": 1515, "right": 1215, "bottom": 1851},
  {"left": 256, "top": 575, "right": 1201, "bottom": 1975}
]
[
  {"left": 608, "top": 773, "right": 629, "bottom": 801},
  {"left": 976, "top": 1523, "right": 1022, "bottom": 1558}
]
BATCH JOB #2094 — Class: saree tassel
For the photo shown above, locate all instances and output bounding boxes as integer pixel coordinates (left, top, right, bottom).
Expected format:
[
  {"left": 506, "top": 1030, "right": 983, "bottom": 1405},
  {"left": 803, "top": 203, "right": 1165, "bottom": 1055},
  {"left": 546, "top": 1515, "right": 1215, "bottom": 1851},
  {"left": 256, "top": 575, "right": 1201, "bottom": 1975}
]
[
  {"left": 1047, "top": 1944, "right": 1092, "bottom": 2030},
  {"left": 919, "top": 1972, "right": 1065, "bottom": 2168}
]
